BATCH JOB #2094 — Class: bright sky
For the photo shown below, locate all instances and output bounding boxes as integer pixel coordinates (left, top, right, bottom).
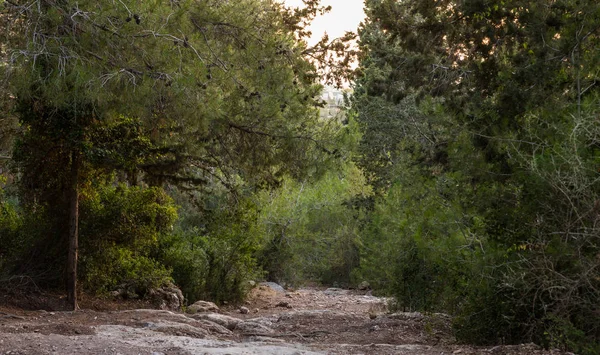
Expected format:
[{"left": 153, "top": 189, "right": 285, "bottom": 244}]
[{"left": 282, "top": 0, "right": 366, "bottom": 46}]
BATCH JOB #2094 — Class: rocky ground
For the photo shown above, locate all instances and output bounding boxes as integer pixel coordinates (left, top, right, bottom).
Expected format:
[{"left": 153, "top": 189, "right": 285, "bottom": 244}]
[{"left": 0, "top": 284, "right": 569, "bottom": 354}]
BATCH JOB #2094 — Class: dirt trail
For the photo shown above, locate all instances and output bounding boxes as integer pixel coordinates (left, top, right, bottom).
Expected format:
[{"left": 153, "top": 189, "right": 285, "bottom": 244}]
[{"left": 0, "top": 285, "right": 566, "bottom": 354}]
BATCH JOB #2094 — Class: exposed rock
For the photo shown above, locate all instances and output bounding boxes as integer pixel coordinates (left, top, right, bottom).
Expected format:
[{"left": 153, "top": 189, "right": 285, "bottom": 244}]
[
  {"left": 148, "top": 321, "right": 210, "bottom": 338},
  {"left": 139, "top": 317, "right": 231, "bottom": 336},
  {"left": 235, "top": 321, "right": 275, "bottom": 334},
  {"left": 246, "top": 336, "right": 286, "bottom": 343},
  {"left": 187, "top": 300, "right": 219, "bottom": 314},
  {"left": 259, "top": 282, "right": 285, "bottom": 293},
  {"left": 323, "top": 288, "right": 350, "bottom": 296},
  {"left": 431, "top": 312, "right": 452, "bottom": 320},
  {"left": 190, "top": 313, "right": 241, "bottom": 330},
  {"left": 239, "top": 306, "right": 250, "bottom": 314},
  {"left": 244, "top": 316, "right": 277, "bottom": 328},
  {"left": 277, "top": 310, "right": 354, "bottom": 322},
  {"left": 0, "top": 287, "right": 563, "bottom": 355},
  {"left": 388, "top": 312, "right": 424, "bottom": 321},
  {"left": 247, "top": 280, "right": 256, "bottom": 287},
  {"left": 141, "top": 321, "right": 157, "bottom": 328},
  {"left": 191, "top": 319, "right": 233, "bottom": 335},
  {"left": 147, "top": 285, "right": 184, "bottom": 311},
  {"left": 357, "top": 281, "right": 370, "bottom": 290},
  {"left": 117, "top": 309, "right": 179, "bottom": 317},
  {"left": 111, "top": 284, "right": 127, "bottom": 299},
  {"left": 275, "top": 301, "right": 292, "bottom": 309}
]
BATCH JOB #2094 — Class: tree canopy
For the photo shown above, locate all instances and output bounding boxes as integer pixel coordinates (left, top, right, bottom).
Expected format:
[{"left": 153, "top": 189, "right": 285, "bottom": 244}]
[
  {"left": 353, "top": 0, "right": 600, "bottom": 352},
  {"left": 1, "top": 0, "right": 344, "bottom": 309}
]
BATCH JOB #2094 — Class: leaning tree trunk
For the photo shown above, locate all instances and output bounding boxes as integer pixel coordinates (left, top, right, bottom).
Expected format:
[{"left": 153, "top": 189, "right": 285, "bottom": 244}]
[{"left": 67, "top": 150, "right": 80, "bottom": 310}]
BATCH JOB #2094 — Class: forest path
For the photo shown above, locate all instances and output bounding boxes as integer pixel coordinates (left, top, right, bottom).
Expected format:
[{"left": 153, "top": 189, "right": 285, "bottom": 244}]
[{"left": 0, "top": 285, "right": 565, "bottom": 354}]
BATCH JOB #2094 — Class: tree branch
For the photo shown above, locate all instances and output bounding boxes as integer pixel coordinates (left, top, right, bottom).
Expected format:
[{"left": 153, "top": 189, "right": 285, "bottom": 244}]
[{"left": 227, "top": 122, "right": 335, "bottom": 155}]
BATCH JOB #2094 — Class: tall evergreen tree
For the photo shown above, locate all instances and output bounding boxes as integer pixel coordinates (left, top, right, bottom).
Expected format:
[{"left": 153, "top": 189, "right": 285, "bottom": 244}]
[
  {"left": 3, "top": 0, "right": 338, "bottom": 309},
  {"left": 354, "top": 0, "right": 600, "bottom": 351}
]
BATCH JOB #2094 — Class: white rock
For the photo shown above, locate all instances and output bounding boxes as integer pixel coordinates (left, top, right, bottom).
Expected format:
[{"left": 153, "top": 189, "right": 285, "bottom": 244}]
[
  {"left": 187, "top": 300, "right": 219, "bottom": 314},
  {"left": 357, "top": 281, "right": 370, "bottom": 290},
  {"left": 235, "top": 321, "right": 275, "bottom": 334},
  {"left": 190, "top": 313, "right": 241, "bottom": 330},
  {"left": 388, "top": 312, "right": 424, "bottom": 321},
  {"left": 259, "top": 282, "right": 285, "bottom": 293}
]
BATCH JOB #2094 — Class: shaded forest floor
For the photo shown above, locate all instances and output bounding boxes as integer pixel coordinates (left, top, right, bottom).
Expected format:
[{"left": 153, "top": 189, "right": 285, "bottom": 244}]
[{"left": 0, "top": 285, "right": 568, "bottom": 354}]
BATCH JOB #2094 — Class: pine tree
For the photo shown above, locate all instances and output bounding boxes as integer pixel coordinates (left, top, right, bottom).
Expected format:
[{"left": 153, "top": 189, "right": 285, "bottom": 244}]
[
  {"left": 353, "top": 0, "right": 600, "bottom": 350},
  {"left": 4, "top": 0, "right": 338, "bottom": 309}
]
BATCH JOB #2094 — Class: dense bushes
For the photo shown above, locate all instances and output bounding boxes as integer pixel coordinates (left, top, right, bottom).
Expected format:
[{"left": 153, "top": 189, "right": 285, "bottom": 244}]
[
  {"left": 0, "top": 180, "right": 64, "bottom": 284},
  {"left": 256, "top": 164, "right": 370, "bottom": 287},
  {"left": 352, "top": 0, "right": 600, "bottom": 352},
  {"left": 0, "top": 180, "right": 263, "bottom": 303},
  {"left": 0, "top": 161, "right": 372, "bottom": 304},
  {"left": 357, "top": 138, "right": 600, "bottom": 352},
  {"left": 161, "top": 196, "right": 264, "bottom": 304},
  {"left": 0, "top": 183, "right": 21, "bottom": 272},
  {"left": 78, "top": 183, "right": 177, "bottom": 295},
  {"left": 354, "top": 118, "right": 600, "bottom": 352},
  {"left": 81, "top": 247, "right": 172, "bottom": 297},
  {"left": 0, "top": 181, "right": 177, "bottom": 294},
  {"left": 357, "top": 157, "right": 482, "bottom": 312}
]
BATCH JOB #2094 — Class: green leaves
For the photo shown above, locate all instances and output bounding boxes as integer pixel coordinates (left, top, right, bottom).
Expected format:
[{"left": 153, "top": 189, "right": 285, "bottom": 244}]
[
  {"left": 256, "top": 163, "right": 371, "bottom": 286},
  {"left": 6, "top": 0, "right": 334, "bottom": 193},
  {"left": 354, "top": 0, "right": 600, "bottom": 350},
  {"left": 79, "top": 183, "right": 177, "bottom": 294}
]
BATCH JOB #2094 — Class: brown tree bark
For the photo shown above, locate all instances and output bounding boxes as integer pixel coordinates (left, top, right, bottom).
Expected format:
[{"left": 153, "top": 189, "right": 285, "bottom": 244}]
[{"left": 67, "top": 150, "right": 80, "bottom": 311}]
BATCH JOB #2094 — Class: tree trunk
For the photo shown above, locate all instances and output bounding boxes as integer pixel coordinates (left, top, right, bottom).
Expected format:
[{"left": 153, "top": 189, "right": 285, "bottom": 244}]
[{"left": 67, "top": 151, "right": 80, "bottom": 311}]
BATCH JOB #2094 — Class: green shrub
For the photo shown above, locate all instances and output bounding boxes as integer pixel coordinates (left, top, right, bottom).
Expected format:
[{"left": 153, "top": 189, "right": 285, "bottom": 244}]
[
  {"left": 256, "top": 164, "right": 370, "bottom": 287},
  {"left": 160, "top": 230, "right": 210, "bottom": 303},
  {"left": 0, "top": 184, "right": 62, "bottom": 282},
  {"left": 0, "top": 190, "right": 21, "bottom": 271},
  {"left": 160, "top": 190, "right": 264, "bottom": 304},
  {"left": 542, "top": 315, "right": 600, "bottom": 355},
  {"left": 162, "top": 224, "right": 263, "bottom": 304},
  {"left": 78, "top": 183, "right": 177, "bottom": 295},
  {"left": 357, "top": 161, "right": 480, "bottom": 313},
  {"left": 81, "top": 246, "right": 172, "bottom": 296}
]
